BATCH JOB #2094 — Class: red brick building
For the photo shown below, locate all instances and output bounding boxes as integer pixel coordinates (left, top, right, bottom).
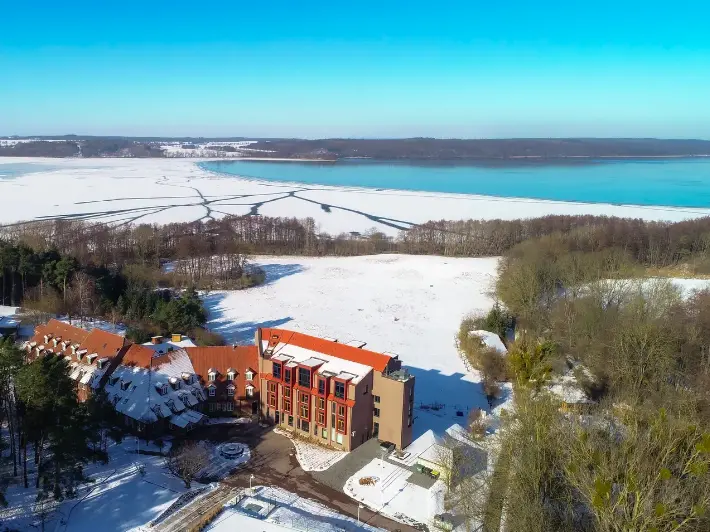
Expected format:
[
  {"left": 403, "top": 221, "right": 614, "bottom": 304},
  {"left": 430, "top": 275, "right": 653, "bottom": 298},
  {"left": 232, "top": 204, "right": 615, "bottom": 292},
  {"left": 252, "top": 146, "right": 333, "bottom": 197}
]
[{"left": 256, "top": 328, "right": 415, "bottom": 451}]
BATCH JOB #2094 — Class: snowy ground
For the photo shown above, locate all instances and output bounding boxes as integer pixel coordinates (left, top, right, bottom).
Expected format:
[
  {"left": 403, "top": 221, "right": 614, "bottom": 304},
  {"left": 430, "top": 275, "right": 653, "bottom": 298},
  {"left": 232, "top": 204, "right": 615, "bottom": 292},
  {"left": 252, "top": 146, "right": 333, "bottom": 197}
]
[
  {"left": 2, "top": 157, "right": 709, "bottom": 236},
  {"left": 344, "top": 456, "right": 446, "bottom": 529},
  {"left": 0, "top": 438, "right": 189, "bottom": 532},
  {"left": 197, "top": 441, "right": 251, "bottom": 480},
  {"left": 204, "top": 254, "right": 500, "bottom": 439},
  {"left": 206, "top": 486, "right": 385, "bottom": 532},
  {"left": 274, "top": 428, "right": 347, "bottom": 472}
]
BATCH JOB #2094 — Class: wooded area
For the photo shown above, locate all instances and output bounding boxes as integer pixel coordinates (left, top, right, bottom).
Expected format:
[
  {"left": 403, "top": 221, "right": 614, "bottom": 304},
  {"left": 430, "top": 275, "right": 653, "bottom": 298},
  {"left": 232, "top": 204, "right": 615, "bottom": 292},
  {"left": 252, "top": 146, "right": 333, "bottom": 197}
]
[
  {"left": 3, "top": 213, "right": 709, "bottom": 270},
  {"left": 3, "top": 137, "right": 710, "bottom": 159},
  {"left": 452, "top": 231, "right": 710, "bottom": 531}
]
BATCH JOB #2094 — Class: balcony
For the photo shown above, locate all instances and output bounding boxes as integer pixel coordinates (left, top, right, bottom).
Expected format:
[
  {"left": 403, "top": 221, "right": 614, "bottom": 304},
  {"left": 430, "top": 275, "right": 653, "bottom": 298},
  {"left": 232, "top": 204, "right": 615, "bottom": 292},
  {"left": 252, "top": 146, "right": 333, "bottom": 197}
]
[{"left": 383, "top": 368, "right": 413, "bottom": 382}]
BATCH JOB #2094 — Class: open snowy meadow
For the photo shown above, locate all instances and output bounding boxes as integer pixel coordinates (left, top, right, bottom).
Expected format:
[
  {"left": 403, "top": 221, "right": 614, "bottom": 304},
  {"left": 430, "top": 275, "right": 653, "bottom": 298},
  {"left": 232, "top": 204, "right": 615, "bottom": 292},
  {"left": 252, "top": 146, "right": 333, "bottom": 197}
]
[
  {"left": 203, "top": 254, "right": 502, "bottom": 438},
  {"left": 2, "top": 157, "right": 710, "bottom": 236}
]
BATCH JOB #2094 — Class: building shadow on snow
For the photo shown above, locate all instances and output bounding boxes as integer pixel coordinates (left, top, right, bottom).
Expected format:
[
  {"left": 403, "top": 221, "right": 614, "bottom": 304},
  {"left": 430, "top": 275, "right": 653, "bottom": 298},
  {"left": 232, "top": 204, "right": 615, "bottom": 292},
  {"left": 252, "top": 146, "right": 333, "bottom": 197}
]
[{"left": 405, "top": 367, "right": 491, "bottom": 440}]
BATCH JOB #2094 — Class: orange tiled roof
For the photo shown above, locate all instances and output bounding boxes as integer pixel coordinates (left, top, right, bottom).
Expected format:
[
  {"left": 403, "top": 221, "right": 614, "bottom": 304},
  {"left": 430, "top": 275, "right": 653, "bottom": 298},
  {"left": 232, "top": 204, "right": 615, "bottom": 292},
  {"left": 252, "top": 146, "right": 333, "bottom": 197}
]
[
  {"left": 80, "top": 328, "right": 128, "bottom": 358},
  {"left": 184, "top": 346, "right": 259, "bottom": 382},
  {"left": 121, "top": 344, "right": 158, "bottom": 368},
  {"left": 30, "top": 319, "right": 90, "bottom": 347},
  {"left": 260, "top": 328, "right": 392, "bottom": 373}
]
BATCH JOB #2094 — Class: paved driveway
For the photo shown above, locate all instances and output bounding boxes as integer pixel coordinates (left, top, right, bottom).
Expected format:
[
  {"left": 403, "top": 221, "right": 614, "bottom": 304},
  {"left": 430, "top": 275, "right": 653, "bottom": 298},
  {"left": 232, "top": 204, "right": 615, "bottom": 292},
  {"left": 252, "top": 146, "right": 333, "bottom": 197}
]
[{"left": 218, "top": 429, "right": 419, "bottom": 532}]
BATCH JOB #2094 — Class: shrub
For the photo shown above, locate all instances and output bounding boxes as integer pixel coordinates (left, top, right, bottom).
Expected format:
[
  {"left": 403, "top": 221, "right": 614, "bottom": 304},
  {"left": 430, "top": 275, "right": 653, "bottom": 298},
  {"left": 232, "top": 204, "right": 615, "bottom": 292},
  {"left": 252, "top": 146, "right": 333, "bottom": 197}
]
[{"left": 192, "top": 327, "right": 226, "bottom": 346}]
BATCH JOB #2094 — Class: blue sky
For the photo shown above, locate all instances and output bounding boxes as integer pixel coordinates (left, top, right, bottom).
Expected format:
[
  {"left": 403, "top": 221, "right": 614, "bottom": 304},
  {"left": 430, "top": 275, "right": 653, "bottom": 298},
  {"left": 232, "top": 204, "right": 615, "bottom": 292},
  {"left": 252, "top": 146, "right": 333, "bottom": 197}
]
[{"left": 1, "top": 0, "right": 709, "bottom": 138}]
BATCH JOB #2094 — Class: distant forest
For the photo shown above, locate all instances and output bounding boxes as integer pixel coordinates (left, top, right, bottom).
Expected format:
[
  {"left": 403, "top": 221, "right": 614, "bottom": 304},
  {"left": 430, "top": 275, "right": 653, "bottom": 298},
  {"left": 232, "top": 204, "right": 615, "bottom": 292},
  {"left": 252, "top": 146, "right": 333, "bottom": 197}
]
[{"left": 2, "top": 136, "right": 710, "bottom": 160}]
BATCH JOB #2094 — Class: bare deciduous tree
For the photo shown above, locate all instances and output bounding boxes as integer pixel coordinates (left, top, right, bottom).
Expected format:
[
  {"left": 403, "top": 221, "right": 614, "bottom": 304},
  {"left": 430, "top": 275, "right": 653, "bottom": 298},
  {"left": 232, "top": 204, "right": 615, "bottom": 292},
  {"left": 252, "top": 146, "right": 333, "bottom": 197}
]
[{"left": 165, "top": 442, "right": 210, "bottom": 488}]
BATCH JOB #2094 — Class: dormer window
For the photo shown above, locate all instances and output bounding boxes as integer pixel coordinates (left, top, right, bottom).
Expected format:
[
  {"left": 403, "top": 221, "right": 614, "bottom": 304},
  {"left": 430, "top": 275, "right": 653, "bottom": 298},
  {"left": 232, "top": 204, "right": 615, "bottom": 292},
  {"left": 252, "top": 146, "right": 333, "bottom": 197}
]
[
  {"left": 162, "top": 384, "right": 168, "bottom": 395},
  {"left": 298, "top": 368, "right": 311, "bottom": 388},
  {"left": 208, "top": 369, "right": 217, "bottom": 382},
  {"left": 227, "top": 369, "right": 236, "bottom": 381},
  {"left": 97, "top": 357, "right": 108, "bottom": 370},
  {"left": 181, "top": 372, "right": 193, "bottom": 384},
  {"left": 43, "top": 335, "right": 49, "bottom": 344},
  {"left": 207, "top": 385, "right": 216, "bottom": 397},
  {"left": 120, "top": 380, "right": 131, "bottom": 391},
  {"left": 87, "top": 354, "right": 98, "bottom": 365},
  {"left": 246, "top": 385, "right": 254, "bottom": 398},
  {"left": 246, "top": 370, "right": 254, "bottom": 381},
  {"left": 169, "top": 377, "right": 180, "bottom": 390},
  {"left": 109, "top": 375, "right": 119, "bottom": 386},
  {"left": 227, "top": 384, "right": 235, "bottom": 397}
]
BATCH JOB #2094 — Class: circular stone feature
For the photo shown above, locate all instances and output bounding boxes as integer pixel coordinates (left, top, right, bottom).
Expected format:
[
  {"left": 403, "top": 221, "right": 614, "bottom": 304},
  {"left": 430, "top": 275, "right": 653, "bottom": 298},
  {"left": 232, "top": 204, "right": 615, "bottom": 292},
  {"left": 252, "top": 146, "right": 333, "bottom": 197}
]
[{"left": 219, "top": 442, "right": 247, "bottom": 459}]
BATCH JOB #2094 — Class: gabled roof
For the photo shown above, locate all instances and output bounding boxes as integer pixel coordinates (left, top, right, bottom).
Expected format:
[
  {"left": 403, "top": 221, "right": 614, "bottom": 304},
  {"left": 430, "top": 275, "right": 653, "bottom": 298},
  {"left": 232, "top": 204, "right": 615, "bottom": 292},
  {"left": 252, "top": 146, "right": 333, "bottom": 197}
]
[
  {"left": 121, "top": 344, "right": 158, "bottom": 368},
  {"left": 260, "top": 328, "right": 392, "bottom": 373},
  {"left": 31, "top": 319, "right": 90, "bottom": 346},
  {"left": 184, "top": 346, "right": 259, "bottom": 383}
]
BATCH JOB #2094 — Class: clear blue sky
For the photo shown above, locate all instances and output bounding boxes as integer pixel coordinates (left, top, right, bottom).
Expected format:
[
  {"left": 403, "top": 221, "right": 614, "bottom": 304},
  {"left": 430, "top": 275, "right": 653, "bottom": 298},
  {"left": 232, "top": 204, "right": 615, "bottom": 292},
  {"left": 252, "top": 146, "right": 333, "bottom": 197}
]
[{"left": 1, "top": 0, "right": 709, "bottom": 138}]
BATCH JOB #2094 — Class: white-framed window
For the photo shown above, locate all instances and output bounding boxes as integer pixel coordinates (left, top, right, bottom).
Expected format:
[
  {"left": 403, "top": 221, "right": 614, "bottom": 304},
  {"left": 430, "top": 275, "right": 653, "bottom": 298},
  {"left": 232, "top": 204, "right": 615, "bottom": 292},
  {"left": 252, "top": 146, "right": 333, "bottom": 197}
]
[
  {"left": 246, "top": 385, "right": 254, "bottom": 397},
  {"left": 208, "top": 385, "right": 216, "bottom": 397},
  {"left": 227, "top": 385, "right": 235, "bottom": 397},
  {"left": 208, "top": 372, "right": 216, "bottom": 382},
  {"left": 227, "top": 371, "right": 235, "bottom": 381},
  {"left": 226, "top": 401, "right": 234, "bottom": 411},
  {"left": 245, "top": 370, "right": 254, "bottom": 381}
]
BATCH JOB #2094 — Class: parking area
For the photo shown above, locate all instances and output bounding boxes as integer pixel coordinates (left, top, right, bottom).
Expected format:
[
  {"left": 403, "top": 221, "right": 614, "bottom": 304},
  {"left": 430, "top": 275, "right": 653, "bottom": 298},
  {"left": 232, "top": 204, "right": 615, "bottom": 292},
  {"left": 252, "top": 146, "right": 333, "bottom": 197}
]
[{"left": 205, "top": 425, "right": 419, "bottom": 532}]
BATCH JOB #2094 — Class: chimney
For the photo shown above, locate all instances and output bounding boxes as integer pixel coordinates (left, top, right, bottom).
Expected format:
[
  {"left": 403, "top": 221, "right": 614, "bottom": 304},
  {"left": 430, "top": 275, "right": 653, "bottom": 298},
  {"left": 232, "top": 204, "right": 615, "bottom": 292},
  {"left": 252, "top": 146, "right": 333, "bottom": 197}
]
[{"left": 151, "top": 336, "right": 163, "bottom": 345}]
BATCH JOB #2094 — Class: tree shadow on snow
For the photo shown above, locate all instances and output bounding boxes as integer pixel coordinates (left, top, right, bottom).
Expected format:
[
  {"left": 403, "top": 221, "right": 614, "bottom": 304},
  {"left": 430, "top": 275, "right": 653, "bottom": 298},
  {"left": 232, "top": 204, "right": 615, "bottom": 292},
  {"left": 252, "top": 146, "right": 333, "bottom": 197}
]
[
  {"left": 258, "top": 263, "right": 305, "bottom": 286},
  {"left": 207, "top": 313, "right": 293, "bottom": 345}
]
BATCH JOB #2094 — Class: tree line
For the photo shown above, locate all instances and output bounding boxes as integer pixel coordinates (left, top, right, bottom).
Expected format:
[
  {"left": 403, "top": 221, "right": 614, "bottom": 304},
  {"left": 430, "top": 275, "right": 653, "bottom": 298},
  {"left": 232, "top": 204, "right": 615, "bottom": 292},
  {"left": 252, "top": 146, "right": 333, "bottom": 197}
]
[
  {"left": 0, "top": 241, "right": 215, "bottom": 345},
  {"left": 0, "top": 339, "right": 122, "bottom": 510},
  {"left": 450, "top": 233, "right": 710, "bottom": 531},
  {"left": 3, "top": 214, "right": 710, "bottom": 270}
]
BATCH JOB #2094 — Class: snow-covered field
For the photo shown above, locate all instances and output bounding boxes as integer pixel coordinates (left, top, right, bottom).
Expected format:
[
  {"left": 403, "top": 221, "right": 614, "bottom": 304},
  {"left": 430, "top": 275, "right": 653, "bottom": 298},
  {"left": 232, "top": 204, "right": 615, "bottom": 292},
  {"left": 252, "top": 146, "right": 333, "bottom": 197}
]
[
  {"left": 207, "top": 486, "right": 384, "bottom": 532},
  {"left": 204, "top": 254, "right": 500, "bottom": 438},
  {"left": 0, "top": 439, "right": 187, "bottom": 532},
  {"left": 2, "top": 157, "right": 709, "bottom": 236},
  {"left": 274, "top": 428, "right": 347, "bottom": 472}
]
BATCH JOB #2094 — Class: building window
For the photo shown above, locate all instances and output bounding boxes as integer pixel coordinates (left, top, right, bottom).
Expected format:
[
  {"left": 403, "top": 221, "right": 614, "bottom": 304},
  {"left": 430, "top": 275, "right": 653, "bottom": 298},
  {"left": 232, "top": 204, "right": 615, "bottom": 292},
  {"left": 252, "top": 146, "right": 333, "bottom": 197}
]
[
  {"left": 300, "top": 419, "right": 309, "bottom": 433},
  {"left": 336, "top": 432, "right": 343, "bottom": 445},
  {"left": 246, "top": 385, "right": 254, "bottom": 397},
  {"left": 318, "top": 411, "right": 325, "bottom": 425},
  {"left": 373, "top": 422, "right": 379, "bottom": 437},
  {"left": 335, "top": 381, "right": 345, "bottom": 399},
  {"left": 268, "top": 382, "right": 277, "bottom": 408},
  {"left": 246, "top": 370, "right": 254, "bottom": 381},
  {"left": 284, "top": 369, "right": 291, "bottom": 384},
  {"left": 273, "top": 363, "right": 282, "bottom": 380},
  {"left": 208, "top": 372, "right": 216, "bottom": 382},
  {"left": 322, "top": 428, "right": 327, "bottom": 439},
  {"left": 318, "top": 378, "right": 326, "bottom": 395},
  {"left": 288, "top": 415, "right": 293, "bottom": 426},
  {"left": 374, "top": 395, "right": 380, "bottom": 403},
  {"left": 364, "top": 384, "right": 368, "bottom": 394},
  {"left": 374, "top": 407, "right": 380, "bottom": 417},
  {"left": 227, "top": 385, "right": 235, "bottom": 397},
  {"left": 318, "top": 397, "right": 325, "bottom": 409},
  {"left": 283, "top": 387, "right": 291, "bottom": 413},
  {"left": 336, "top": 404, "right": 347, "bottom": 434},
  {"left": 227, "top": 371, "right": 235, "bottom": 381},
  {"left": 298, "top": 368, "right": 311, "bottom": 388},
  {"left": 299, "top": 392, "right": 310, "bottom": 419},
  {"left": 226, "top": 401, "right": 234, "bottom": 411},
  {"left": 208, "top": 386, "right": 216, "bottom": 397}
]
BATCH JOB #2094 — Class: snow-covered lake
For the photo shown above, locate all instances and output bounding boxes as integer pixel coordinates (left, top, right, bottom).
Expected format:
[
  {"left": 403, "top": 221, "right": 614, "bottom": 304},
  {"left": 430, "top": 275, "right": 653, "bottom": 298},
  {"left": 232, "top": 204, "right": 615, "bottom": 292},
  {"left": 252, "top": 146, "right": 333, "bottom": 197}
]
[{"left": 2, "top": 157, "right": 709, "bottom": 236}]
